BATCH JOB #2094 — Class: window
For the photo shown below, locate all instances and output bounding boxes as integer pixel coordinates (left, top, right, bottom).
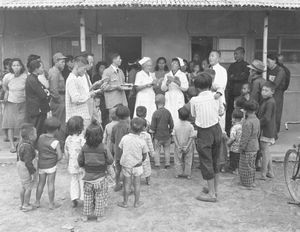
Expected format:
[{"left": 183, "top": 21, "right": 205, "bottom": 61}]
[
  {"left": 217, "top": 38, "right": 243, "bottom": 64},
  {"left": 255, "top": 37, "right": 300, "bottom": 63}
]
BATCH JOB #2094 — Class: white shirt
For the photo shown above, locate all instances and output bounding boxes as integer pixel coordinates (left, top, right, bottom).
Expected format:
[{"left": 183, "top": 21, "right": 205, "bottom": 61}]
[
  {"left": 65, "top": 73, "right": 91, "bottom": 122},
  {"left": 211, "top": 63, "right": 227, "bottom": 96},
  {"left": 190, "top": 91, "right": 224, "bottom": 128}
]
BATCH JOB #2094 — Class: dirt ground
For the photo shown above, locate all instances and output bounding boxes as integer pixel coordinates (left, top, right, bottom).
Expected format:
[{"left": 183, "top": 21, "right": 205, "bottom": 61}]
[{"left": 0, "top": 162, "right": 300, "bottom": 232}]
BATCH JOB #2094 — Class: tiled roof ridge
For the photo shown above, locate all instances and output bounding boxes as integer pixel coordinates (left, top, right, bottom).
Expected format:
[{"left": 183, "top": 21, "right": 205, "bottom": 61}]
[{"left": 1, "top": 0, "right": 300, "bottom": 9}]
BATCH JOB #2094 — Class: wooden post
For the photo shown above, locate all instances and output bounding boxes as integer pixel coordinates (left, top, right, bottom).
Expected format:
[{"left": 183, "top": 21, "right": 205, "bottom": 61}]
[
  {"left": 79, "top": 10, "right": 86, "bottom": 52},
  {"left": 262, "top": 12, "right": 269, "bottom": 79}
]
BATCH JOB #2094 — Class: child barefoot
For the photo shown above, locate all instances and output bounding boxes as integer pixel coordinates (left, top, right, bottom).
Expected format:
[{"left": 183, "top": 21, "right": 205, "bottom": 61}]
[
  {"left": 173, "top": 107, "right": 196, "bottom": 179},
  {"left": 78, "top": 121, "right": 113, "bottom": 222},
  {"left": 35, "top": 117, "right": 63, "bottom": 209},
  {"left": 118, "top": 118, "right": 149, "bottom": 208},
  {"left": 239, "top": 100, "right": 260, "bottom": 188},
  {"left": 227, "top": 109, "right": 243, "bottom": 174},
  {"left": 65, "top": 116, "right": 85, "bottom": 208},
  {"left": 17, "top": 123, "right": 37, "bottom": 212},
  {"left": 140, "top": 118, "right": 154, "bottom": 185}
]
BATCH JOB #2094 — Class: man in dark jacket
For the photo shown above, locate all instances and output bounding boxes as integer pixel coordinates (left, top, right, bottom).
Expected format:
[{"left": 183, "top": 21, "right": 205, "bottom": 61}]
[
  {"left": 267, "top": 54, "right": 287, "bottom": 133},
  {"left": 226, "top": 47, "right": 249, "bottom": 135},
  {"left": 25, "top": 60, "right": 50, "bottom": 138}
]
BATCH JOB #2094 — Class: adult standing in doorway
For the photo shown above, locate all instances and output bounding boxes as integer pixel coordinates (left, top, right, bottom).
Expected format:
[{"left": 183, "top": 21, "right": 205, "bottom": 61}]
[
  {"left": 48, "top": 52, "right": 67, "bottom": 146},
  {"left": 134, "top": 57, "right": 157, "bottom": 122},
  {"left": 267, "top": 54, "right": 287, "bottom": 134},
  {"left": 209, "top": 50, "right": 228, "bottom": 131},
  {"left": 154, "top": 57, "right": 169, "bottom": 95},
  {"left": 226, "top": 47, "right": 249, "bottom": 135},
  {"left": 25, "top": 60, "right": 50, "bottom": 138},
  {"left": 161, "top": 57, "right": 189, "bottom": 125},
  {"left": 102, "top": 53, "right": 128, "bottom": 120}
]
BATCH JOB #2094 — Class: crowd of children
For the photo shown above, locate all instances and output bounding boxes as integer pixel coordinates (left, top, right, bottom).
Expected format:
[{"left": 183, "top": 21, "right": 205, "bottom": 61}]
[{"left": 16, "top": 69, "right": 277, "bottom": 220}]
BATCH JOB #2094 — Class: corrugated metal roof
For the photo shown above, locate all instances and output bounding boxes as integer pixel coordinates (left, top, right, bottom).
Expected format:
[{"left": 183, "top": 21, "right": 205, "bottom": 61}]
[{"left": 1, "top": 0, "right": 300, "bottom": 9}]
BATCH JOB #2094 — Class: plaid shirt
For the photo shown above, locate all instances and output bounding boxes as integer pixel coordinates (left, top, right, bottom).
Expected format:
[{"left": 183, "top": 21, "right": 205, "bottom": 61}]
[{"left": 65, "top": 73, "right": 91, "bottom": 122}]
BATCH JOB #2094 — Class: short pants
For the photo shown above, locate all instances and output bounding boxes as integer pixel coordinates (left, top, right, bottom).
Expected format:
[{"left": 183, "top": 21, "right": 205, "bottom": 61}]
[
  {"left": 122, "top": 166, "right": 143, "bottom": 177},
  {"left": 39, "top": 165, "right": 57, "bottom": 174}
]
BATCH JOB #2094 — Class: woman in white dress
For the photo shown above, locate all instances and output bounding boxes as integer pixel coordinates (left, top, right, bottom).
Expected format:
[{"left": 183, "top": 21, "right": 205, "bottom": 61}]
[
  {"left": 134, "top": 57, "right": 157, "bottom": 122},
  {"left": 161, "top": 58, "right": 189, "bottom": 125}
]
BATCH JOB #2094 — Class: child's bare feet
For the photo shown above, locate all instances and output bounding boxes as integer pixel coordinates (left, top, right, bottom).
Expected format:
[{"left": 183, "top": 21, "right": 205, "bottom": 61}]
[
  {"left": 134, "top": 201, "right": 144, "bottom": 208},
  {"left": 96, "top": 216, "right": 105, "bottom": 222},
  {"left": 33, "top": 201, "right": 40, "bottom": 208},
  {"left": 21, "top": 204, "right": 33, "bottom": 212},
  {"left": 81, "top": 216, "right": 88, "bottom": 222},
  {"left": 49, "top": 203, "right": 61, "bottom": 210},
  {"left": 117, "top": 202, "right": 128, "bottom": 208}
]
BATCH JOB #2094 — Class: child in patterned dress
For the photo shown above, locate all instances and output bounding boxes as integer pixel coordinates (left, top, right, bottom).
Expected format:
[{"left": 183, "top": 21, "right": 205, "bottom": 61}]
[{"left": 64, "top": 116, "right": 85, "bottom": 208}]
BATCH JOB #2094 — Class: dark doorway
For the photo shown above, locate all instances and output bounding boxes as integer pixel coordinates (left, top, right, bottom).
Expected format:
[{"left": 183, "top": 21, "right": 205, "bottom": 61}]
[
  {"left": 191, "top": 36, "right": 213, "bottom": 63},
  {"left": 104, "top": 36, "right": 142, "bottom": 74}
]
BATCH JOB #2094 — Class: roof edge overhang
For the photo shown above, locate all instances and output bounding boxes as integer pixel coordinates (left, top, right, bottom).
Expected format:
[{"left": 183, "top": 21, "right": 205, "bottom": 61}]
[{"left": 0, "top": 6, "right": 299, "bottom": 11}]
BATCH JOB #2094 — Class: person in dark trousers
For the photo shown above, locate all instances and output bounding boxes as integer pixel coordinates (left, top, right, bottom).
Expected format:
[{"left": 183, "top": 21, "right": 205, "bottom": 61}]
[
  {"left": 277, "top": 54, "right": 291, "bottom": 92},
  {"left": 226, "top": 47, "right": 249, "bottom": 135},
  {"left": 258, "top": 81, "right": 277, "bottom": 180},
  {"left": 247, "top": 59, "right": 266, "bottom": 104},
  {"left": 267, "top": 54, "right": 286, "bottom": 134},
  {"left": 25, "top": 60, "right": 50, "bottom": 138}
]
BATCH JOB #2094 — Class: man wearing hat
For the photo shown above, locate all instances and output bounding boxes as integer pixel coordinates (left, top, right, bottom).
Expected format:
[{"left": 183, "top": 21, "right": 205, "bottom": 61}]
[
  {"left": 248, "top": 60, "right": 266, "bottom": 104},
  {"left": 267, "top": 54, "right": 287, "bottom": 133},
  {"left": 48, "top": 52, "right": 67, "bottom": 146}
]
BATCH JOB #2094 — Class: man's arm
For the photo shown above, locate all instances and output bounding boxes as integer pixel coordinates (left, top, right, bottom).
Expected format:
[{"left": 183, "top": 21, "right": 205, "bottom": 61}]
[{"left": 48, "top": 69, "right": 60, "bottom": 103}]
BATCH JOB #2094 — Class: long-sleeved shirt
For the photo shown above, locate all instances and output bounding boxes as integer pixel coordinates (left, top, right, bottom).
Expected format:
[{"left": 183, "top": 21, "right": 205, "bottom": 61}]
[
  {"left": 227, "top": 60, "right": 250, "bottom": 97},
  {"left": 190, "top": 91, "right": 224, "bottom": 128},
  {"left": 267, "top": 65, "right": 286, "bottom": 92},
  {"left": 249, "top": 74, "right": 266, "bottom": 104},
  {"left": 17, "top": 140, "right": 36, "bottom": 175},
  {"left": 150, "top": 107, "right": 174, "bottom": 141},
  {"left": 211, "top": 63, "right": 228, "bottom": 96},
  {"left": 65, "top": 72, "right": 91, "bottom": 122},
  {"left": 258, "top": 96, "right": 276, "bottom": 139},
  {"left": 48, "top": 66, "right": 65, "bottom": 104},
  {"left": 239, "top": 114, "right": 260, "bottom": 153},
  {"left": 25, "top": 73, "right": 50, "bottom": 116}
]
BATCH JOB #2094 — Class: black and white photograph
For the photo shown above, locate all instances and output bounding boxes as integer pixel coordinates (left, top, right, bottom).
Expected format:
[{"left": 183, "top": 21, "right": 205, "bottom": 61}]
[{"left": 0, "top": 0, "right": 300, "bottom": 231}]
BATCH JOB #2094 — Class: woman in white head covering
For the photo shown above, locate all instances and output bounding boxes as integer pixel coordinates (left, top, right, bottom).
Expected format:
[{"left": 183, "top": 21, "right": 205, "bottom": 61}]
[
  {"left": 161, "top": 58, "right": 189, "bottom": 125},
  {"left": 133, "top": 57, "right": 157, "bottom": 122}
]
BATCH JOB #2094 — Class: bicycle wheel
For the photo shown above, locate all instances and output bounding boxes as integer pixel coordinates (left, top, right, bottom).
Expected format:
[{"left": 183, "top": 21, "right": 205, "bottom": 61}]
[{"left": 284, "top": 149, "right": 300, "bottom": 203}]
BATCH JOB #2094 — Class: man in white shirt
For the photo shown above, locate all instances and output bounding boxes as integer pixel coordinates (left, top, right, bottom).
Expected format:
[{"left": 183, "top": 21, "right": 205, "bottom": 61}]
[
  {"left": 190, "top": 72, "right": 224, "bottom": 203},
  {"left": 209, "top": 50, "right": 228, "bottom": 131}
]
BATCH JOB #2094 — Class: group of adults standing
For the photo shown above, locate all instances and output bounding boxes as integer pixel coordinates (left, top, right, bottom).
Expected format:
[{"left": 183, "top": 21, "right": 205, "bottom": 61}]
[{"left": 0, "top": 47, "right": 290, "bottom": 153}]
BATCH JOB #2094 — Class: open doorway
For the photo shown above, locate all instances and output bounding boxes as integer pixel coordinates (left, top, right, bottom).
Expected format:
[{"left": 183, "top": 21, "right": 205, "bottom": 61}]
[
  {"left": 191, "top": 36, "right": 213, "bottom": 63},
  {"left": 103, "top": 36, "right": 142, "bottom": 74}
]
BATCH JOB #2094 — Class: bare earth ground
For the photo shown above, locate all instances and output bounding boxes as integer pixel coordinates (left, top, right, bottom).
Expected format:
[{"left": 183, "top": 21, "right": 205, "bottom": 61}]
[{"left": 0, "top": 161, "right": 300, "bottom": 232}]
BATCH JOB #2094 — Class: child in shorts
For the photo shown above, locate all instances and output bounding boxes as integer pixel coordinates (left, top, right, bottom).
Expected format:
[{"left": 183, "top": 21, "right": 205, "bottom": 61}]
[
  {"left": 78, "top": 121, "right": 114, "bottom": 222},
  {"left": 173, "top": 107, "right": 196, "bottom": 179},
  {"left": 111, "top": 105, "right": 130, "bottom": 191},
  {"left": 227, "top": 109, "right": 244, "bottom": 174},
  {"left": 118, "top": 118, "right": 148, "bottom": 208},
  {"left": 150, "top": 94, "right": 174, "bottom": 169},
  {"left": 17, "top": 123, "right": 37, "bottom": 212},
  {"left": 65, "top": 116, "right": 85, "bottom": 208},
  {"left": 35, "top": 117, "right": 63, "bottom": 209}
]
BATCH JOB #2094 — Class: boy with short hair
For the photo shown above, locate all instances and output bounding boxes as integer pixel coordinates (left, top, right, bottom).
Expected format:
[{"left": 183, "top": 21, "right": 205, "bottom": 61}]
[
  {"left": 150, "top": 94, "right": 174, "bottom": 169},
  {"left": 17, "top": 123, "right": 37, "bottom": 212},
  {"left": 227, "top": 109, "right": 244, "bottom": 174},
  {"left": 258, "top": 81, "right": 277, "bottom": 180},
  {"left": 111, "top": 105, "right": 130, "bottom": 191},
  {"left": 118, "top": 117, "right": 148, "bottom": 208},
  {"left": 92, "top": 94, "right": 102, "bottom": 127},
  {"left": 136, "top": 106, "right": 150, "bottom": 131},
  {"left": 190, "top": 73, "right": 224, "bottom": 203}
]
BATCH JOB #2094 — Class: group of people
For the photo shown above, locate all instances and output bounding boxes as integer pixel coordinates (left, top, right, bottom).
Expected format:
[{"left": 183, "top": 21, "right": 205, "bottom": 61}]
[{"left": 0, "top": 46, "right": 290, "bottom": 220}]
